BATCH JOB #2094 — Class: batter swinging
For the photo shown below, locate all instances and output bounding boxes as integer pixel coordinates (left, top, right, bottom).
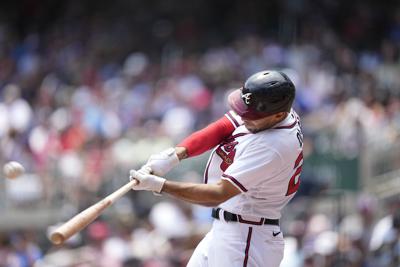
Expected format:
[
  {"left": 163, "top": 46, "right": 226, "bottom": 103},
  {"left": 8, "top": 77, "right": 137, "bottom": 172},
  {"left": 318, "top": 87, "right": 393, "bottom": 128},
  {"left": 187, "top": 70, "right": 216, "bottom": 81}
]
[{"left": 130, "top": 70, "right": 303, "bottom": 267}]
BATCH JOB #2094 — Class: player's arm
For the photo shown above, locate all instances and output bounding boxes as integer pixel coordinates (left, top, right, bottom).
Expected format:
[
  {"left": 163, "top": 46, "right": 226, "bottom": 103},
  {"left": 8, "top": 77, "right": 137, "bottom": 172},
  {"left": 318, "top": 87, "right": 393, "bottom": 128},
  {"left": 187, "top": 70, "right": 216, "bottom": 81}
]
[
  {"left": 146, "top": 112, "right": 240, "bottom": 175},
  {"left": 176, "top": 111, "right": 240, "bottom": 158},
  {"left": 161, "top": 179, "right": 240, "bottom": 206},
  {"left": 129, "top": 169, "right": 241, "bottom": 207}
]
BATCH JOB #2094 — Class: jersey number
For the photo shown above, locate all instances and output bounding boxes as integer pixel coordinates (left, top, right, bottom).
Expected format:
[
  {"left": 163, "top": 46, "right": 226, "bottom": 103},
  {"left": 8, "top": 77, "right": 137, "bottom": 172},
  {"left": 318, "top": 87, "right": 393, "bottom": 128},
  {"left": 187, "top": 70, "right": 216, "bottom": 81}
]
[{"left": 286, "top": 152, "right": 303, "bottom": 196}]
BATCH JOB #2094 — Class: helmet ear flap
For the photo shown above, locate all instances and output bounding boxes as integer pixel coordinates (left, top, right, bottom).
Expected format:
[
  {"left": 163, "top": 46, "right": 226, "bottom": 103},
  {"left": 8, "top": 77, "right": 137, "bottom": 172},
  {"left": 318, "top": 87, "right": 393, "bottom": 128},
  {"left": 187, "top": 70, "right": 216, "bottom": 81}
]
[{"left": 256, "top": 103, "right": 267, "bottom": 112}]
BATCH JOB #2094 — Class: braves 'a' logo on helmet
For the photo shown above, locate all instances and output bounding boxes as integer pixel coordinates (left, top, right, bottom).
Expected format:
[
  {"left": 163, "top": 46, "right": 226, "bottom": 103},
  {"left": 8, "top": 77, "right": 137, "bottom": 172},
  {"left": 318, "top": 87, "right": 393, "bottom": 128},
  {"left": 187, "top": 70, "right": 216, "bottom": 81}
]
[{"left": 242, "top": 93, "right": 252, "bottom": 105}]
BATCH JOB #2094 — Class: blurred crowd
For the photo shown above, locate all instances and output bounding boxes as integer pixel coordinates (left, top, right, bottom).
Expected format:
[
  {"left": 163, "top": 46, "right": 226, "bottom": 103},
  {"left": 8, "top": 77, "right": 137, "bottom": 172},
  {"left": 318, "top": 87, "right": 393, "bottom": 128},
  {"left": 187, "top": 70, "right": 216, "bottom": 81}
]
[{"left": 1, "top": 0, "right": 400, "bottom": 266}]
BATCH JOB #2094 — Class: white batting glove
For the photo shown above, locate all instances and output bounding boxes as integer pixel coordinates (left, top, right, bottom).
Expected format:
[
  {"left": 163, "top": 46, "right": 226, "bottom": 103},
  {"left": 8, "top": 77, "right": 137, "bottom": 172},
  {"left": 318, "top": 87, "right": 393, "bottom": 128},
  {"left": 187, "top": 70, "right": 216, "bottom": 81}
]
[
  {"left": 129, "top": 165, "right": 151, "bottom": 186},
  {"left": 129, "top": 168, "right": 166, "bottom": 194},
  {"left": 129, "top": 165, "right": 152, "bottom": 183},
  {"left": 146, "top": 147, "right": 180, "bottom": 176}
]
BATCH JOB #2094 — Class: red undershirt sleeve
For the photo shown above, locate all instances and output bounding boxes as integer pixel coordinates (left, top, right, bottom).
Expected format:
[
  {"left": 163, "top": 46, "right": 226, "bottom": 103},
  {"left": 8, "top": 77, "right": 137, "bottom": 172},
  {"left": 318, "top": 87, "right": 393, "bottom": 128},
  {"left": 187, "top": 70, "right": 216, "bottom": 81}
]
[{"left": 177, "top": 113, "right": 239, "bottom": 157}]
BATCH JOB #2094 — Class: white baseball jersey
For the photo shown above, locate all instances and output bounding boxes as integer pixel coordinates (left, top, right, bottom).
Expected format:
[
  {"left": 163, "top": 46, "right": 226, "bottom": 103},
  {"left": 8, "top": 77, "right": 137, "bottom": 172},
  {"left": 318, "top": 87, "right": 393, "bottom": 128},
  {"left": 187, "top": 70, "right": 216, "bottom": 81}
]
[
  {"left": 188, "top": 109, "right": 303, "bottom": 267},
  {"left": 204, "top": 109, "right": 303, "bottom": 219}
]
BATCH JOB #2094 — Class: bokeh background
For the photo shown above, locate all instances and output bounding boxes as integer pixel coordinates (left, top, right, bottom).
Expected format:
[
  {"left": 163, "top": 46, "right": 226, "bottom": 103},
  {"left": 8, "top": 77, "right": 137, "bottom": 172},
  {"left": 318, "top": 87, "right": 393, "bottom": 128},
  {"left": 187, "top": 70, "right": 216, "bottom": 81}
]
[{"left": 1, "top": 0, "right": 400, "bottom": 266}]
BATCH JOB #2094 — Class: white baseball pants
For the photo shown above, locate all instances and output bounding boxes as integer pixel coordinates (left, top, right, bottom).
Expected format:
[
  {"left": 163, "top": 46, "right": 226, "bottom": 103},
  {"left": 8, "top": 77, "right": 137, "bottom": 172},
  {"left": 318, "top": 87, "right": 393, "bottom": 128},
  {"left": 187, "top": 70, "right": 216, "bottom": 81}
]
[{"left": 187, "top": 218, "right": 284, "bottom": 267}]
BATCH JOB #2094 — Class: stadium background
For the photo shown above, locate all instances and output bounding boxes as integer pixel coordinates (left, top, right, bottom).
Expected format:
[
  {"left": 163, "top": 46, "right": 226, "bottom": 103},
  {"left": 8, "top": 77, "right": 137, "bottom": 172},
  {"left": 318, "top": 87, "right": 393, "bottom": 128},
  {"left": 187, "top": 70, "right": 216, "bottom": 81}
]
[{"left": 1, "top": 0, "right": 400, "bottom": 266}]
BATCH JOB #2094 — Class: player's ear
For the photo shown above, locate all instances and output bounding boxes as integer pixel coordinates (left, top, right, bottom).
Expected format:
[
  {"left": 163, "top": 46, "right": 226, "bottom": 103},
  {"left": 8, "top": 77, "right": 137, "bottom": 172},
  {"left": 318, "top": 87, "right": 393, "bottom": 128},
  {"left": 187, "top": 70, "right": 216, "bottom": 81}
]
[{"left": 273, "top": 112, "right": 287, "bottom": 121}]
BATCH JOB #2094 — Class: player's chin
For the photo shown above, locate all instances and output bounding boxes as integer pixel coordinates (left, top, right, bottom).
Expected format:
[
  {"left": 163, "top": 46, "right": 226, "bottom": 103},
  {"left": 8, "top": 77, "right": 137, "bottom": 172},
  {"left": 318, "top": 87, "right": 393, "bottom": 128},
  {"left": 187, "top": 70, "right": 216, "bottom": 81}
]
[
  {"left": 245, "top": 123, "right": 272, "bottom": 133},
  {"left": 244, "top": 124, "right": 259, "bottom": 133}
]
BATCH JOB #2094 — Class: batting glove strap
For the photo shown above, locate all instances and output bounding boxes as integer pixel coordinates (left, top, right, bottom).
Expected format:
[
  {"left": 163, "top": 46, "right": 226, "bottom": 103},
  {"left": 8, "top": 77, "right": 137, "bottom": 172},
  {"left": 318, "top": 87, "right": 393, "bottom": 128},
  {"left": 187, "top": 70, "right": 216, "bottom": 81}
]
[{"left": 147, "top": 147, "right": 180, "bottom": 176}]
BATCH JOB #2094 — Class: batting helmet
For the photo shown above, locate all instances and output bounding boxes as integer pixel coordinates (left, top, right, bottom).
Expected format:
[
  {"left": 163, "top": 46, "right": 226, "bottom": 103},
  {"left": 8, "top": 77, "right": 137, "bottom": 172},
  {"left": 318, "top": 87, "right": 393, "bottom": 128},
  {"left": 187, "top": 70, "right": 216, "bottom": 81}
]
[{"left": 228, "top": 70, "right": 295, "bottom": 119}]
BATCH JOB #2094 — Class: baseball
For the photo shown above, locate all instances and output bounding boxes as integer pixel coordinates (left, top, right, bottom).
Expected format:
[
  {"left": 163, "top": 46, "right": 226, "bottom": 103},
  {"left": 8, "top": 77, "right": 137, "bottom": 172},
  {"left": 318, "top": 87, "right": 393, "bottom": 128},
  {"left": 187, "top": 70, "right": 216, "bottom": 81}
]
[{"left": 3, "top": 161, "right": 25, "bottom": 179}]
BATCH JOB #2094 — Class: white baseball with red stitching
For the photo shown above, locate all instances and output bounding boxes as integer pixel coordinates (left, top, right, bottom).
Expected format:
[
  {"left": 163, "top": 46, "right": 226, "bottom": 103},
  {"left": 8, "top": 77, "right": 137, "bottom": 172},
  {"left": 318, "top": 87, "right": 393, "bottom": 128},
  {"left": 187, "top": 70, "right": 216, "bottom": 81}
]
[{"left": 3, "top": 161, "right": 25, "bottom": 179}]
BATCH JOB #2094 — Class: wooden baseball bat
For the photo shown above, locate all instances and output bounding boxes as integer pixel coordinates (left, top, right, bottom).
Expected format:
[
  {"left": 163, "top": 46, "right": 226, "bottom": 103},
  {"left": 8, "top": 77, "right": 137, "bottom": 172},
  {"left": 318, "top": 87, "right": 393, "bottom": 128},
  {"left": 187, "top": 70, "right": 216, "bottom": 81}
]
[{"left": 50, "top": 179, "right": 138, "bottom": 245}]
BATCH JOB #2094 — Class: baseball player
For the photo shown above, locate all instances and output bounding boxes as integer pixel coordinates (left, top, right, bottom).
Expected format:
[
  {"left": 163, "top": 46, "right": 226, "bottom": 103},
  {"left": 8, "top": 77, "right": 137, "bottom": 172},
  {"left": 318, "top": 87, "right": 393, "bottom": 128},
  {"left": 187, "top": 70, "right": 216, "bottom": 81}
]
[{"left": 130, "top": 70, "right": 303, "bottom": 267}]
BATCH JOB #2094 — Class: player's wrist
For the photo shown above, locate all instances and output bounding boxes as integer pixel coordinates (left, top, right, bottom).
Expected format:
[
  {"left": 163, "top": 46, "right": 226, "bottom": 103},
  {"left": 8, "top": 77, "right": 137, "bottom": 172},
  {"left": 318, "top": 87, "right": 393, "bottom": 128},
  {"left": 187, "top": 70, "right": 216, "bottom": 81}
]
[
  {"left": 152, "top": 176, "right": 166, "bottom": 193},
  {"left": 175, "top": 146, "right": 188, "bottom": 161}
]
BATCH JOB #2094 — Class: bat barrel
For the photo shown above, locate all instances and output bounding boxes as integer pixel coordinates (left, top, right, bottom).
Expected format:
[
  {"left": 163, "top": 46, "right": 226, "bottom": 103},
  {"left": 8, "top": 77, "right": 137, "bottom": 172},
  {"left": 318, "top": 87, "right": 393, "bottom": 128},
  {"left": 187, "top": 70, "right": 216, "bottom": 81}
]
[
  {"left": 49, "top": 180, "right": 137, "bottom": 245},
  {"left": 50, "top": 232, "right": 65, "bottom": 245},
  {"left": 49, "top": 199, "right": 112, "bottom": 245}
]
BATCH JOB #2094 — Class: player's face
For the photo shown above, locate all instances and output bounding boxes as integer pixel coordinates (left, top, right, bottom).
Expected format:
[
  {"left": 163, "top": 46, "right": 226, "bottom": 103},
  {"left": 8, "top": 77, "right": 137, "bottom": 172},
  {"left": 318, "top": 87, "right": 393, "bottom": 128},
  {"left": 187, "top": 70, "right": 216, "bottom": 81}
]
[{"left": 242, "top": 112, "right": 287, "bottom": 133}]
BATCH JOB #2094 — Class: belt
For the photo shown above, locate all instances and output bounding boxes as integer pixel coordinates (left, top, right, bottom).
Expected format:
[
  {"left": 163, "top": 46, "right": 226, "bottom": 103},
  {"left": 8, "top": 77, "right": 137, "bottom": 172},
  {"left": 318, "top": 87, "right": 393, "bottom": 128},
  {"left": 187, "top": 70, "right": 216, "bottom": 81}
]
[{"left": 211, "top": 208, "right": 279, "bottom": 226}]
